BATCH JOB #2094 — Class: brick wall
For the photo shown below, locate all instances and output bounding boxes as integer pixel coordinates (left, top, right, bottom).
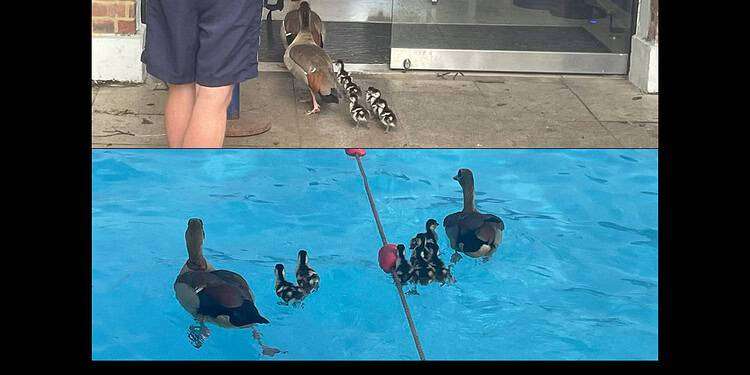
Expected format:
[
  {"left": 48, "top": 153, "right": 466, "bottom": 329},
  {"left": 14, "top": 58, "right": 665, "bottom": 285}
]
[{"left": 92, "top": 0, "right": 137, "bottom": 35}]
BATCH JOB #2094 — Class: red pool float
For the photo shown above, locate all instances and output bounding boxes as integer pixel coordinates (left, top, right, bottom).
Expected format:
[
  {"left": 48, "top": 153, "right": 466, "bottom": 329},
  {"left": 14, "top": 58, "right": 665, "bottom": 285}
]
[
  {"left": 345, "top": 148, "right": 366, "bottom": 157},
  {"left": 378, "top": 243, "right": 398, "bottom": 273}
]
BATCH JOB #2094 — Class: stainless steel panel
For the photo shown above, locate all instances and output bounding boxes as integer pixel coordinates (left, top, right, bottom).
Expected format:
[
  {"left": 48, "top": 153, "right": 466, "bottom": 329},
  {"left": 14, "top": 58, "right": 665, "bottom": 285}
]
[{"left": 390, "top": 48, "right": 629, "bottom": 74}]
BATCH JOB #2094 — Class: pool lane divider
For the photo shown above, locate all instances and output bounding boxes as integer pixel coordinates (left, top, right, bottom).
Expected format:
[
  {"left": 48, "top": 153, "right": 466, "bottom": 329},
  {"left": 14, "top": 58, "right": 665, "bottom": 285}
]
[{"left": 346, "top": 148, "right": 426, "bottom": 361}]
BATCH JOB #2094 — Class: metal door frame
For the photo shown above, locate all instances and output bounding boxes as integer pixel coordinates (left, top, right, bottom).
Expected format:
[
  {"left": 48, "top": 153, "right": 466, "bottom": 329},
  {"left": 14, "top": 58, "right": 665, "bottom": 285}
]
[{"left": 390, "top": 0, "right": 636, "bottom": 74}]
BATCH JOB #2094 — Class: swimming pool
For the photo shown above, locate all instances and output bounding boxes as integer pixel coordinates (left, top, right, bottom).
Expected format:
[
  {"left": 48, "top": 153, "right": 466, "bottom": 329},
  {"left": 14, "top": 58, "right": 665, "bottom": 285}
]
[{"left": 92, "top": 149, "right": 658, "bottom": 360}]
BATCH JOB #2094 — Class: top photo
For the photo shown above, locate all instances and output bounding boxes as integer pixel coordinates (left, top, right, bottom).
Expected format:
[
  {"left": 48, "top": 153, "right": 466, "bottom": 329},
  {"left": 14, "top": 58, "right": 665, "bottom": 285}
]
[{"left": 91, "top": 0, "right": 658, "bottom": 148}]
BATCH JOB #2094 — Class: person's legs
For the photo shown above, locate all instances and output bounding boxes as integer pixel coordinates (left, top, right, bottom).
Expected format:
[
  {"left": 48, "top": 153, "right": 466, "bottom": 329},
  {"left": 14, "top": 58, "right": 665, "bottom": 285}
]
[
  {"left": 141, "top": 0, "right": 201, "bottom": 147},
  {"left": 189, "top": 0, "right": 269, "bottom": 141},
  {"left": 181, "top": 84, "right": 234, "bottom": 148},
  {"left": 164, "top": 83, "right": 197, "bottom": 148}
]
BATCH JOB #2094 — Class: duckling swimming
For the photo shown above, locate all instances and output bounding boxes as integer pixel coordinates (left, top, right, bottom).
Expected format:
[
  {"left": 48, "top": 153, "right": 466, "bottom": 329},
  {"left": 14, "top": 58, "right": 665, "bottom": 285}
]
[
  {"left": 418, "top": 219, "right": 453, "bottom": 283},
  {"left": 409, "top": 243, "right": 436, "bottom": 286},
  {"left": 274, "top": 264, "right": 306, "bottom": 305},
  {"left": 394, "top": 244, "right": 413, "bottom": 286},
  {"left": 430, "top": 251, "right": 455, "bottom": 285},
  {"left": 410, "top": 233, "right": 435, "bottom": 262},
  {"left": 422, "top": 219, "right": 440, "bottom": 250},
  {"left": 295, "top": 249, "right": 320, "bottom": 294}
]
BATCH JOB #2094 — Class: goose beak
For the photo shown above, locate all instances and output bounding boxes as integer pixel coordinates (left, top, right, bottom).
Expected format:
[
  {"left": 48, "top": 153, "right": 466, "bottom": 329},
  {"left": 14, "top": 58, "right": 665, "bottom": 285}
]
[{"left": 452, "top": 174, "right": 460, "bottom": 181}]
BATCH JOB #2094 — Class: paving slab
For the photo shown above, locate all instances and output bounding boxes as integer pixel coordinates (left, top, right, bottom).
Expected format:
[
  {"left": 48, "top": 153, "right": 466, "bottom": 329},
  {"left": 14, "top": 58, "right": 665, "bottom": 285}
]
[
  {"left": 392, "top": 91, "right": 501, "bottom": 148},
  {"left": 600, "top": 121, "right": 658, "bottom": 148},
  {"left": 93, "top": 85, "right": 167, "bottom": 116},
  {"left": 476, "top": 77, "right": 598, "bottom": 122},
  {"left": 563, "top": 76, "right": 658, "bottom": 122},
  {"left": 496, "top": 119, "right": 622, "bottom": 148},
  {"left": 92, "top": 112, "right": 167, "bottom": 147}
]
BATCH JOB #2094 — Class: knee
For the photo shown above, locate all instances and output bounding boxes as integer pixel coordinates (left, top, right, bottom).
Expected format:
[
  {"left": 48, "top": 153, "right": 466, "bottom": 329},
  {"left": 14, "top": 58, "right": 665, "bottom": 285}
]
[
  {"left": 196, "top": 85, "right": 234, "bottom": 109},
  {"left": 167, "top": 83, "right": 197, "bottom": 102},
  {"left": 169, "top": 83, "right": 196, "bottom": 94}
]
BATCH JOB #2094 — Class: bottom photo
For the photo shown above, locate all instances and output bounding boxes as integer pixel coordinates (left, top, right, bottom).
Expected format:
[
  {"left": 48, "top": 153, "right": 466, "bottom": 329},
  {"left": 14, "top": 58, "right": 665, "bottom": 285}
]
[{"left": 91, "top": 148, "right": 658, "bottom": 360}]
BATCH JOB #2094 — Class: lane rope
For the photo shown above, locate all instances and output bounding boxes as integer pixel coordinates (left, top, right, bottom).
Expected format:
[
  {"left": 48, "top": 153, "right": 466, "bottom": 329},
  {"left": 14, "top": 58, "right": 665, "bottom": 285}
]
[{"left": 353, "top": 154, "right": 426, "bottom": 360}]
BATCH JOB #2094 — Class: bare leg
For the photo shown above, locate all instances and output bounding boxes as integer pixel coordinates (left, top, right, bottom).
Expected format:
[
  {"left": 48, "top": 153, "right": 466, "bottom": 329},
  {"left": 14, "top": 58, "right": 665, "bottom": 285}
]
[
  {"left": 306, "top": 89, "right": 321, "bottom": 115},
  {"left": 181, "top": 84, "right": 234, "bottom": 148},
  {"left": 164, "top": 83, "right": 196, "bottom": 147}
]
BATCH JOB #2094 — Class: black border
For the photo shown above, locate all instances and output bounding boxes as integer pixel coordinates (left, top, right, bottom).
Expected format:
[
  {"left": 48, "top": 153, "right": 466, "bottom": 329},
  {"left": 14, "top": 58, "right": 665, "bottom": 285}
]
[{"left": 79, "top": 0, "right": 672, "bottom": 369}]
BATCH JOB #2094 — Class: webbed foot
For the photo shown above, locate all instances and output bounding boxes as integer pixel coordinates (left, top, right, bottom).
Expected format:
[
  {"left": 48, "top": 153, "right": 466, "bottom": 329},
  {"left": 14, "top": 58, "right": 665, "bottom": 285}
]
[
  {"left": 405, "top": 287, "right": 420, "bottom": 295},
  {"left": 188, "top": 323, "right": 211, "bottom": 349},
  {"left": 261, "top": 345, "right": 288, "bottom": 357}
]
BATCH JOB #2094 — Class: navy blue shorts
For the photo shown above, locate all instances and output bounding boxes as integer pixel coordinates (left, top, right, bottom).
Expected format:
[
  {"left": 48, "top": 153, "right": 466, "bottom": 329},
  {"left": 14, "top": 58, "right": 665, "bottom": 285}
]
[{"left": 141, "top": 0, "right": 262, "bottom": 87}]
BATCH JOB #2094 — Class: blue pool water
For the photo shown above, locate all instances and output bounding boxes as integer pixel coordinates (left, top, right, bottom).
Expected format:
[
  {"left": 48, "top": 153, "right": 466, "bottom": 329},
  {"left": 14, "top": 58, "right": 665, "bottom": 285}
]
[{"left": 92, "top": 149, "right": 658, "bottom": 360}]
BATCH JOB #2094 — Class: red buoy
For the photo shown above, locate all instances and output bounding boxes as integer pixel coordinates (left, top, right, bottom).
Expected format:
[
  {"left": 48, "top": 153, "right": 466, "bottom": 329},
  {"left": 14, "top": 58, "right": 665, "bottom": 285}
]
[
  {"left": 345, "top": 148, "right": 366, "bottom": 157},
  {"left": 378, "top": 243, "right": 398, "bottom": 273}
]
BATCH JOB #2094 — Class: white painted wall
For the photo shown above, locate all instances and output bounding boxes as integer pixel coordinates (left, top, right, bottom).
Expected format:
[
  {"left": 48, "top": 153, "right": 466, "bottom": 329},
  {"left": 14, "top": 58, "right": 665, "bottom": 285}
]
[
  {"left": 628, "top": 0, "right": 658, "bottom": 93},
  {"left": 92, "top": 31, "right": 146, "bottom": 82}
]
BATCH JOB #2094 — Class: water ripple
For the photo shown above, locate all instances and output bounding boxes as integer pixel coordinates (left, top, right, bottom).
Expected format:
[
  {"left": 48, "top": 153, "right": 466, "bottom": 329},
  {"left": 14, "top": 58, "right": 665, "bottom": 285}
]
[
  {"left": 584, "top": 174, "right": 608, "bottom": 184},
  {"left": 598, "top": 222, "right": 657, "bottom": 248},
  {"left": 562, "top": 287, "right": 633, "bottom": 302},
  {"left": 209, "top": 194, "right": 239, "bottom": 198},
  {"left": 527, "top": 269, "right": 552, "bottom": 278},
  {"left": 574, "top": 317, "right": 631, "bottom": 327},
  {"left": 621, "top": 278, "right": 657, "bottom": 288},
  {"left": 502, "top": 208, "right": 559, "bottom": 221},
  {"left": 377, "top": 170, "right": 411, "bottom": 181}
]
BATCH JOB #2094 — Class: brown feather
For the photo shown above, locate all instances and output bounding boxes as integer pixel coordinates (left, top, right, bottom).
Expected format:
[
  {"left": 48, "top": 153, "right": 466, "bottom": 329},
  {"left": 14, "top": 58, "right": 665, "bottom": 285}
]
[
  {"left": 307, "top": 70, "right": 325, "bottom": 92},
  {"left": 201, "top": 284, "right": 244, "bottom": 309}
]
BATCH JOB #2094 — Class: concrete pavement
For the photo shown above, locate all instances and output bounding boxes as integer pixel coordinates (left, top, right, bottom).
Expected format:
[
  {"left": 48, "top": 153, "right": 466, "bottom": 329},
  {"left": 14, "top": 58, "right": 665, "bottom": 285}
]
[{"left": 92, "top": 70, "right": 657, "bottom": 148}]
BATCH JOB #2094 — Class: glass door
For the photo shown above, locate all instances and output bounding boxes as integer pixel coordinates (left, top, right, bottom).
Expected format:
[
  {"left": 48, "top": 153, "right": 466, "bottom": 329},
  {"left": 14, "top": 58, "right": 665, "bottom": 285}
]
[{"left": 390, "top": 0, "right": 637, "bottom": 74}]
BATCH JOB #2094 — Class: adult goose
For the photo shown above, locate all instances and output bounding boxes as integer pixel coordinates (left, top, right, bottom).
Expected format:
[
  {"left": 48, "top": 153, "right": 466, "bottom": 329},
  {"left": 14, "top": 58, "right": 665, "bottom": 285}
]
[
  {"left": 174, "top": 218, "right": 269, "bottom": 348},
  {"left": 443, "top": 169, "right": 505, "bottom": 263},
  {"left": 283, "top": 1, "right": 338, "bottom": 114}
]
